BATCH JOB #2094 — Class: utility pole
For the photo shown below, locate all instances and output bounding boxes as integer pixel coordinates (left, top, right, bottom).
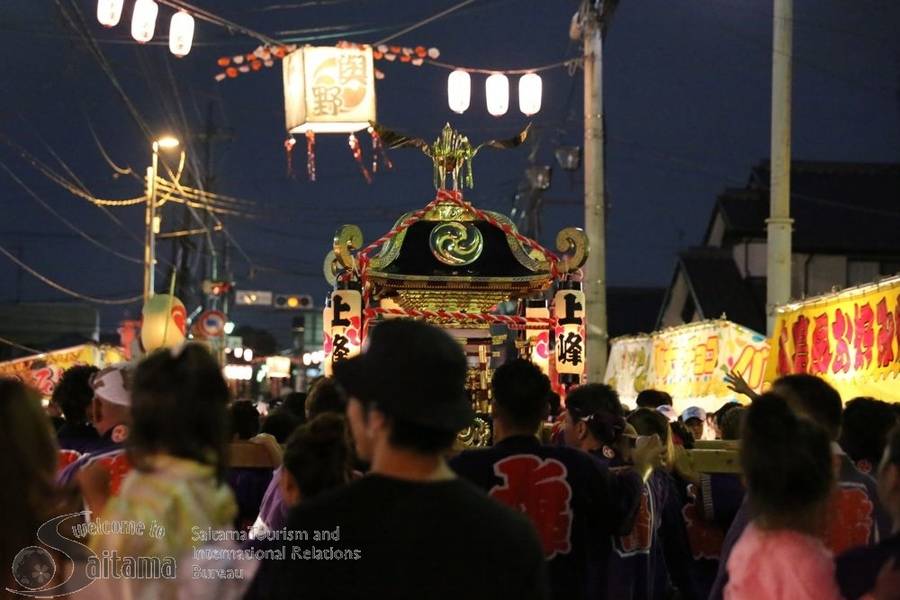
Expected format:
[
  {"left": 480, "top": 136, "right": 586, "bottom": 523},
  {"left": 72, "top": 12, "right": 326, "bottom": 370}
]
[
  {"left": 143, "top": 149, "right": 159, "bottom": 305},
  {"left": 766, "top": 0, "right": 793, "bottom": 334},
  {"left": 579, "top": 0, "right": 615, "bottom": 381}
]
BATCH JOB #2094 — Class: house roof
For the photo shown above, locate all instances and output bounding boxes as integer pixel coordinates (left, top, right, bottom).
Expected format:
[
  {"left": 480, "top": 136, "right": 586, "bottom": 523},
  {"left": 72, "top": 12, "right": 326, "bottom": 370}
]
[
  {"left": 712, "top": 161, "right": 900, "bottom": 255},
  {"left": 677, "top": 248, "right": 766, "bottom": 333}
]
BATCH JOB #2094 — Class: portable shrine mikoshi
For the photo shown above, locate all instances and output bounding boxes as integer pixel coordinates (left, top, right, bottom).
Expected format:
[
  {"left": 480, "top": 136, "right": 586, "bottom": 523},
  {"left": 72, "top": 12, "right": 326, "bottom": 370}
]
[{"left": 319, "top": 124, "right": 590, "bottom": 445}]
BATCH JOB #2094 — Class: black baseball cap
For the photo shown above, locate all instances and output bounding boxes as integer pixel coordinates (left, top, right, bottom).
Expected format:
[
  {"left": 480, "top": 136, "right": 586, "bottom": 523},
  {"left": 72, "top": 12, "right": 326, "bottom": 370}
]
[{"left": 333, "top": 319, "right": 474, "bottom": 432}]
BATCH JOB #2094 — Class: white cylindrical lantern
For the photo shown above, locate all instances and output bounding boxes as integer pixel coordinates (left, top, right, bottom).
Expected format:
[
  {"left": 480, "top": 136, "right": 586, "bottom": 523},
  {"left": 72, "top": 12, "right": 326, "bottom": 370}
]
[
  {"left": 97, "top": 0, "right": 124, "bottom": 27},
  {"left": 447, "top": 69, "right": 471, "bottom": 114},
  {"left": 518, "top": 73, "right": 542, "bottom": 116},
  {"left": 553, "top": 284, "right": 586, "bottom": 380},
  {"left": 485, "top": 73, "right": 509, "bottom": 116},
  {"left": 131, "top": 0, "right": 159, "bottom": 43},
  {"left": 168, "top": 11, "right": 195, "bottom": 57}
]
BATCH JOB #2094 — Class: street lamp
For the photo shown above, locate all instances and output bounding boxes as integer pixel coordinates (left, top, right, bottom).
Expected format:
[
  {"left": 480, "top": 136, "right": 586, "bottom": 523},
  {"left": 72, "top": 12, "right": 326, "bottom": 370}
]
[{"left": 144, "top": 136, "right": 180, "bottom": 304}]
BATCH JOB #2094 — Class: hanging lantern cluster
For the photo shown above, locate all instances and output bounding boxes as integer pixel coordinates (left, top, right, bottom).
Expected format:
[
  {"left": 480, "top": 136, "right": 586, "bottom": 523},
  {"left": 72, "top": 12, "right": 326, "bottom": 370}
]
[
  {"left": 448, "top": 70, "right": 542, "bottom": 117},
  {"left": 96, "top": 0, "right": 196, "bottom": 57}
]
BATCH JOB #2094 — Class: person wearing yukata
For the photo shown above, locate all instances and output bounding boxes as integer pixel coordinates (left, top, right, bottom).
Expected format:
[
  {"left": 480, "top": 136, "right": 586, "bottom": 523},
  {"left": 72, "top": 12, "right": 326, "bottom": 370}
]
[
  {"left": 56, "top": 362, "right": 135, "bottom": 510},
  {"left": 723, "top": 393, "right": 900, "bottom": 600},
  {"left": 837, "top": 423, "right": 900, "bottom": 599},
  {"left": 710, "top": 373, "right": 893, "bottom": 600},
  {"left": 451, "top": 361, "right": 659, "bottom": 600}
]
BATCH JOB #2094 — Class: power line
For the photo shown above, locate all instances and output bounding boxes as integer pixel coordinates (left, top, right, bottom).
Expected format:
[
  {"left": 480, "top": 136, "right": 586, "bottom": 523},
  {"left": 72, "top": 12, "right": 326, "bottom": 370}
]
[
  {"left": 0, "top": 243, "right": 142, "bottom": 305},
  {"left": 374, "top": 0, "right": 478, "bottom": 45},
  {"left": 0, "top": 161, "right": 143, "bottom": 265},
  {"left": 0, "top": 335, "right": 42, "bottom": 355}
]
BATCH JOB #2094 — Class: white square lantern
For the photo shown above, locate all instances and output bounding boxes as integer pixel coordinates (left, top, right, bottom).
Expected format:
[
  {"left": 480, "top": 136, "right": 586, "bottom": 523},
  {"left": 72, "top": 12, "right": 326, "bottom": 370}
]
[{"left": 283, "top": 46, "right": 377, "bottom": 134}]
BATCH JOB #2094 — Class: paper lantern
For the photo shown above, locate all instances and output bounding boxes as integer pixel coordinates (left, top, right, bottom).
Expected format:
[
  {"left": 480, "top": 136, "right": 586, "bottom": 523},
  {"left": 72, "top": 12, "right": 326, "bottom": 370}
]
[
  {"left": 266, "top": 356, "right": 291, "bottom": 379},
  {"left": 485, "top": 73, "right": 509, "bottom": 117},
  {"left": 97, "top": 0, "right": 124, "bottom": 27},
  {"left": 283, "top": 46, "right": 377, "bottom": 134},
  {"left": 140, "top": 294, "right": 187, "bottom": 352},
  {"left": 447, "top": 69, "right": 471, "bottom": 114},
  {"left": 518, "top": 73, "right": 542, "bottom": 116},
  {"left": 553, "top": 284, "right": 586, "bottom": 380},
  {"left": 525, "top": 299, "right": 550, "bottom": 376},
  {"left": 131, "top": 0, "right": 158, "bottom": 43},
  {"left": 322, "top": 288, "right": 362, "bottom": 376},
  {"left": 168, "top": 10, "right": 195, "bottom": 58}
]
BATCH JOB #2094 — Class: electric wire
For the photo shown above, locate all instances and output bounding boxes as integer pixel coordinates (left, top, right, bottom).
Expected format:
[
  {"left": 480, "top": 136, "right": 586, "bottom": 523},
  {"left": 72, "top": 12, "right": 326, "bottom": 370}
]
[{"left": 0, "top": 243, "right": 142, "bottom": 305}]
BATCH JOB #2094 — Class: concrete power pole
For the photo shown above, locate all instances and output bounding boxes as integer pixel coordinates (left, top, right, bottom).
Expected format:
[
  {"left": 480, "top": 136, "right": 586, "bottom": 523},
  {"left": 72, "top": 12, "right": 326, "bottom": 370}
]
[
  {"left": 766, "top": 0, "right": 794, "bottom": 335},
  {"left": 580, "top": 1, "right": 614, "bottom": 381}
]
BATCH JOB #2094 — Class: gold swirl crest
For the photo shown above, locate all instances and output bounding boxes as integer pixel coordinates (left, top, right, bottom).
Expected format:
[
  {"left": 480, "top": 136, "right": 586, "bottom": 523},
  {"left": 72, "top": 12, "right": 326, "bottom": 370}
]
[{"left": 429, "top": 222, "right": 484, "bottom": 266}]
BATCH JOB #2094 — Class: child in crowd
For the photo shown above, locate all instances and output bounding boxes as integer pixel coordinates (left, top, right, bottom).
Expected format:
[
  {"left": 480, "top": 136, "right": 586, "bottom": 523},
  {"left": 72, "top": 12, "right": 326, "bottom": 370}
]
[
  {"left": 88, "top": 344, "right": 241, "bottom": 599},
  {"left": 724, "top": 392, "right": 838, "bottom": 599},
  {"left": 724, "top": 394, "right": 900, "bottom": 600},
  {"left": 279, "top": 413, "right": 351, "bottom": 508}
]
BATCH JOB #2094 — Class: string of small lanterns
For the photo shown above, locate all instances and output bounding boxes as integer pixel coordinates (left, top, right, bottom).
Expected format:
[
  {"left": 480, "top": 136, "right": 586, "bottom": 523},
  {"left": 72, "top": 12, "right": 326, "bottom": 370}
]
[
  {"left": 97, "top": 0, "right": 195, "bottom": 57},
  {"left": 448, "top": 70, "right": 545, "bottom": 117}
]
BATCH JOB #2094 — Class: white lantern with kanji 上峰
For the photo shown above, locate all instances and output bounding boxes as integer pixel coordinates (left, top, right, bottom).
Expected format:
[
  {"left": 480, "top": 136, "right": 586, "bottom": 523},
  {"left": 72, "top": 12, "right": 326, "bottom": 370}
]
[
  {"left": 130, "top": 0, "right": 158, "bottom": 43},
  {"left": 323, "top": 288, "right": 362, "bottom": 375},
  {"left": 283, "top": 46, "right": 377, "bottom": 134},
  {"left": 97, "top": 0, "right": 124, "bottom": 27},
  {"left": 553, "top": 284, "right": 586, "bottom": 382},
  {"left": 485, "top": 73, "right": 509, "bottom": 116},
  {"left": 447, "top": 69, "right": 471, "bottom": 114},
  {"left": 168, "top": 10, "right": 195, "bottom": 58}
]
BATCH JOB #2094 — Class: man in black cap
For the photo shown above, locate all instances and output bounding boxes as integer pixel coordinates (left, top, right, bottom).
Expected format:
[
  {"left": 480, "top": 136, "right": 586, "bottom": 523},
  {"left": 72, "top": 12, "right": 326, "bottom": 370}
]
[{"left": 246, "top": 320, "right": 548, "bottom": 600}]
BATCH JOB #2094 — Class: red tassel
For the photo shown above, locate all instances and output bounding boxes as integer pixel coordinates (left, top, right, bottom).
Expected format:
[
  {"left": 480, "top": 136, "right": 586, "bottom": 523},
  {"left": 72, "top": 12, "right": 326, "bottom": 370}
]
[
  {"left": 369, "top": 126, "right": 392, "bottom": 174},
  {"left": 284, "top": 136, "right": 296, "bottom": 178},
  {"left": 305, "top": 131, "right": 317, "bottom": 181},
  {"left": 348, "top": 133, "right": 372, "bottom": 184}
]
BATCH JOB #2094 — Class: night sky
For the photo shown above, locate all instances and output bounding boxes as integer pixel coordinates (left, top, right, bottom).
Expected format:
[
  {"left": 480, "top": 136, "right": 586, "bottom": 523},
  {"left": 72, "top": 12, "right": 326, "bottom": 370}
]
[{"left": 2, "top": 0, "right": 899, "bottom": 344}]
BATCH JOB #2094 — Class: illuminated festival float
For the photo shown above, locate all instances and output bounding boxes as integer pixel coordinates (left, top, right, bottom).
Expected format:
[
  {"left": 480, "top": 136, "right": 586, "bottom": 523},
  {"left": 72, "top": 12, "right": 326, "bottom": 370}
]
[{"left": 319, "top": 124, "right": 589, "bottom": 446}]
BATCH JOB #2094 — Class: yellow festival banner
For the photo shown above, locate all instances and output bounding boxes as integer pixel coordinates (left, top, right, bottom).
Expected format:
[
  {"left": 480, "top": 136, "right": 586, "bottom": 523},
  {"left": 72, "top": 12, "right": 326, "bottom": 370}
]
[
  {"left": 767, "top": 275, "right": 900, "bottom": 402},
  {"left": 0, "top": 344, "right": 126, "bottom": 397},
  {"left": 605, "top": 320, "right": 769, "bottom": 412}
]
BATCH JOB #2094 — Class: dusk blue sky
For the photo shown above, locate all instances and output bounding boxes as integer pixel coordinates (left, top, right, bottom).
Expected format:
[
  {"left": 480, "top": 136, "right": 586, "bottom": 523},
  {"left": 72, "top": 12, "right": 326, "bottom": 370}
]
[{"left": 2, "top": 0, "right": 899, "bottom": 342}]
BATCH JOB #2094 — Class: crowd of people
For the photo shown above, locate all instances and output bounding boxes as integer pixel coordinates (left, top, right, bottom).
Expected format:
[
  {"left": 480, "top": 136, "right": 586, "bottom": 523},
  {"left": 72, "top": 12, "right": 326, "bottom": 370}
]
[{"left": 2, "top": 318, "right": 900, "bottom": 599}]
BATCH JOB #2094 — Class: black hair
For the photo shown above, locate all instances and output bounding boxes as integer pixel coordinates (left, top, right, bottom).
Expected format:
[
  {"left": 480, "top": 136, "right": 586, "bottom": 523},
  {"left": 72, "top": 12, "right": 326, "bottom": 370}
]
[
  {"left": 741, "top": 392, "right": 833, "bottom": 522},
  {"left": 628, "top": 407, "right": 670, "bottom": 444},
  {"left": 282, "top": 413, "right": 351, "bottom": 500},
  {"left": 388, "top": 418, "right": 458, "bottom": 454},
  {"left": 887, "top": 424, "right": 900, "bottom": 468},
  {"left": 306, "top": 377, "right": 347, "bottom": 420},
  {"left": 128, "top": 344, "right": 230, "bottom": 482},
  {"left": 839, "top": 397, "right": 899, "bottom": 468},
  {"left": 547, "top": 392, "right": 561, "bottom": 419},
  {"left": 635, "top": 389, "right": 673, "bottom": 408},
  {"left": 261, "top": 409, "right": 304, "bottom": 444},
  {"left": 773, "top": 374, "right": 842, "bottom": 440},
  {"left": 0, "top": 379, "right": 57, "bottom": 590},
  {"left": 715, "top": 401, "right": 741, "bottom": 432},
  {"left": 52, "top": 365, "right": 99, "bottom": 424},
  {"left": 583, "top": 410, "right": 627, "bottom": 447},
  {"left": 282, "top": 392, "right": 308, "bottom": 423},
  {"left": 670, "top": 420, "right": 695, "bottom": 450},
  {"left": 566, "top": 383, "right": 623, "bottom": 420},
  {"left": 491, "top": 359, "right": 550, "bottom": 432},
  {"left": 229, "top": 400, "right": 260, "bottom": 440},
  {"left": 720, "top": 406, "right": 746, "bottom": 440}
]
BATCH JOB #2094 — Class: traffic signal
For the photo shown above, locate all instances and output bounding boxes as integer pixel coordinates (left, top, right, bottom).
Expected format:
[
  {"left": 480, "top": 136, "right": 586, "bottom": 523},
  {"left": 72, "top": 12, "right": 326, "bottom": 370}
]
[
  {"left": 203, "top": 280, "right": 233, "bottom": 297},
  {"left": 274, "top": 294, "right": 313, "bottom": 310}
]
